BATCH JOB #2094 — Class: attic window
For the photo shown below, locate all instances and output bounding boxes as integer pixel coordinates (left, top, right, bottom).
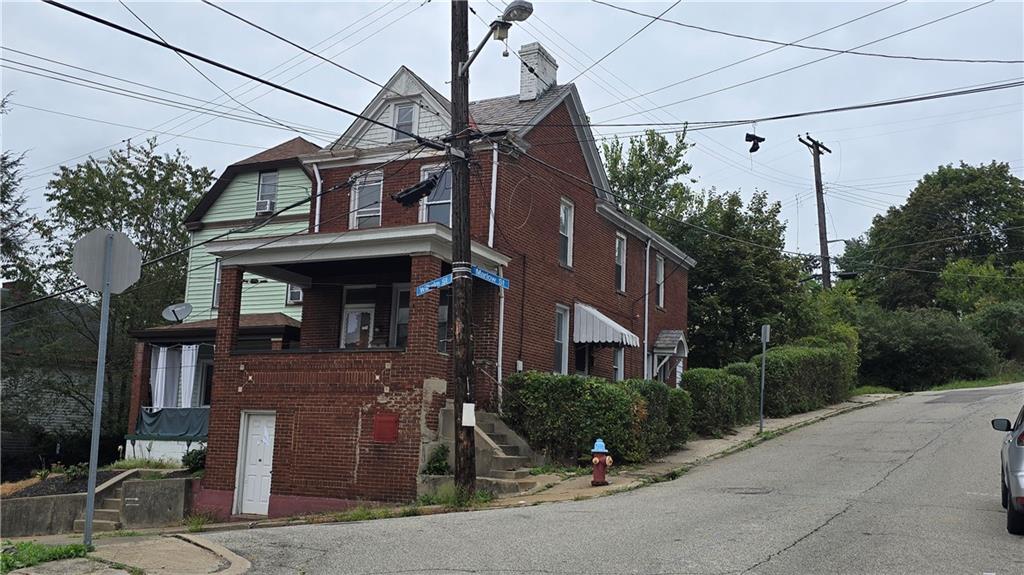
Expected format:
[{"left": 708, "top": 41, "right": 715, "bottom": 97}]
[{"left": 393, "top": 103, "right": 416, "bottom": 141}]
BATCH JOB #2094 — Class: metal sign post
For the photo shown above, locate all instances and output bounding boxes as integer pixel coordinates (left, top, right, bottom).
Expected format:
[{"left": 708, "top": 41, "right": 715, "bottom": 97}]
[
  {"left": 73, "top": 229, "right": 141, "bottom": 547},
  {"left": 759, "top": 324, "right": 770, "bottom": 434}
]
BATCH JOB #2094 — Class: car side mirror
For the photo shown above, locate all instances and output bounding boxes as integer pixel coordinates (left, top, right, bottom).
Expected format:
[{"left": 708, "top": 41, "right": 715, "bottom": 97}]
[{"left": 992, "top": 418, "right": 1012, "bottom": 432}]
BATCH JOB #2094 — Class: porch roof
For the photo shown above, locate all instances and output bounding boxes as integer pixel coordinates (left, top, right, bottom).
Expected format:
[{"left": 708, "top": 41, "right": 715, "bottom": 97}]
[
  {"left": 130, "top": 312, "right": 300, "bottom": 343},
  {"left": 205, "top": 223, "right": 511, "bottom": 286}
]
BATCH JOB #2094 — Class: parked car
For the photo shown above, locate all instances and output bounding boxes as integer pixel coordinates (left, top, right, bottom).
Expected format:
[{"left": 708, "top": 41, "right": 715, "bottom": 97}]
[{"left": 992, "top": 404, "right": 1024, "bottom": 535}]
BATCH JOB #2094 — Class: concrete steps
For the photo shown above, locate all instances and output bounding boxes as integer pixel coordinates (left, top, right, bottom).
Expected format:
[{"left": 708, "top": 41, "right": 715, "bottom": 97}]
[
  {"left": 73, "top": 518, "right": 121, "bottom": 532},
  {"left": 74, "top": 485, "right": 123, "bottom": 532}
]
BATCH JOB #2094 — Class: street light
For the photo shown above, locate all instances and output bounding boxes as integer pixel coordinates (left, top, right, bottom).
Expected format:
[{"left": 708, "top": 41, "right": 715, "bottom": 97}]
[{"left": 459, "top": 0, "right": 533, "bottom": 76}]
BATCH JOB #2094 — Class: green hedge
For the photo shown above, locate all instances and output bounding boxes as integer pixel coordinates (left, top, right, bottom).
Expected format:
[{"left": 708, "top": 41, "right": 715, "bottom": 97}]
[
  {"left": 681, "top": 368, "right": 747, "bottom": 436},
  {"left": 724, "top": 362, "right": 760, "bottom": 423},
  {"left": 502, "top": 372, "right": 692, "bottom": 464},
  {"left": 751, "top": 344, "right": 854, "bottom": 417}
]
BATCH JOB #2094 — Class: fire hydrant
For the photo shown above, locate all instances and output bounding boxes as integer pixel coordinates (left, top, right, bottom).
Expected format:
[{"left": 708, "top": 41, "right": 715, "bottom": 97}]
[{"left": 591, "top": 438, "right": 613, "bottom": 486}]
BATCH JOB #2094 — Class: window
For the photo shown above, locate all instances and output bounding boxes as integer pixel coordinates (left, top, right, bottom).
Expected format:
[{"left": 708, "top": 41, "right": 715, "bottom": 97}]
[
  {"left": 286, "top": 284, "right": 303, "bottom": 305},
  {"left": 393, "top": 103, "right": 416, "bottom": 141},
  {"left": 351, "top": 172, "right": 383, "bottom": 229},
  {"left": 341, "top": 286, "right": 376, "bottom": 349},
  {"left": 559, "top": 198, "right": 573, "bottom": 267},
  {"left": 256, "top": 170, "right": 278, "bottom": 213},
  {"left": 554, "top": 305, "right": 569, "bottom": 374},
  {"left": 615, "top": 232, "right": 627, "bottom": 292},
  {"left": 437, "top": 289, "right": 452, "bottom": 353},
  {"left": 211, "top": 259, "right": 222, "bottom": 308},
  {"left": 613, "top": 348, "right": 625, "bottom": 381},
  {"left": 574, "top": 344, "right": 593, "bottom": 375},
  {"left": 199, "top": 361, "right": 214, "bottom": 407},
  {"left": 390, "top": 284, "right": 410, "bottom": 348},
  {"left": 420, "top": 166, "right": 452, "bottom": 226},
  {"left": 655, "top": 254, "right": 665, "bottom": 308}
]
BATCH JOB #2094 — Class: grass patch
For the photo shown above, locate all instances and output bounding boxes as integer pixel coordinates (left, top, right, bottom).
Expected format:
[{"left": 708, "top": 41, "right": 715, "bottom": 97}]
[
  {"left": 931, "top": 372, "right": 1024, "bottom": 391},
  {"left": 528, "top": 463, "right": 584, "bottom": 477},
  {"left": 93, "top": 530, "right": 142, "bottom": 539},
  {"left": 1, "top": 540, "right": 91, "bottom": 574},
  {"left": 183, "top": 511, "right": 218, "bottom": 533},
  {"left": 416, "top": 483, "right": 494, "bottom": 508},
  {"left": 102, "top": 458, "right": 179, "bottom": 471},
  {"left": 0, "top": 477, "right": 40, "bottom": 498},
  {"left": 850, "top": 385, "right": 898, "bottom": 396},
  {"left": 332, "top": 506, "right": 394, "bottom": 522}
]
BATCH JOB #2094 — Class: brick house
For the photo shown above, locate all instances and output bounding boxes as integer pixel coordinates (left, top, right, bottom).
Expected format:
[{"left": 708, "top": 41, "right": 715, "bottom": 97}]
[{"left": 129, "top": 43, "right": 694, "bottom": 518}]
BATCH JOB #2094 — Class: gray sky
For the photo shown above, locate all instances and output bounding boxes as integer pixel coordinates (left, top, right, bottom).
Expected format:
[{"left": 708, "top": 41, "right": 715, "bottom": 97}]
[{"left": 3, "top": 1, "right": 1022, "bottom": 256}]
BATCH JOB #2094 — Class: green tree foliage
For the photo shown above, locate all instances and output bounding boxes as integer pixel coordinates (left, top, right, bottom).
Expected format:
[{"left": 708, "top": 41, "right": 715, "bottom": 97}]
[
  {"left": 965, "top": 301, "right": 1024, "bottom": 361},
  {"left": 936, "top": 258, "right": 1024, "bottom": 316},
  {"left": 837, "top": 162, "right": 1024, "bottom": 309},
  {"left": 856, "top": 306, "right": 996, "bottom": 391},
  {"left": 602, "top": 130, "right": 693, "bottom": 231},
  {"left": 6, "top": 139, "right": 212, "bottom": 437},
  {"left": 0, "top": 94, "right": 38, "bottom": 286}
]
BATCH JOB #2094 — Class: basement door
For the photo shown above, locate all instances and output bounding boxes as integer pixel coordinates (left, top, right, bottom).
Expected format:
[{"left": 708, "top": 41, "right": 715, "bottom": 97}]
[{"left": 239, "top": 412, "right": 275, "bottom": 515}]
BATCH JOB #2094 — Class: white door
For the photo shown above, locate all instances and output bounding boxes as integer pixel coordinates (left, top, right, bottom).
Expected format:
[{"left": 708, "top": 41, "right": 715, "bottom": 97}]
[{"left": 240, "top": 413, "right": 275, "bottom": 515}]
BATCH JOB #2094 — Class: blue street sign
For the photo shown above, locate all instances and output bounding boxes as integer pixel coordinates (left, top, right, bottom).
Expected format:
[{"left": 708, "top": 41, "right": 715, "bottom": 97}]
[
  {"left": 471, "top": 265, "right": 510, "bottom": 290},
  {"left": 415, "top": 273, "right": 452, "bottom": 297}
]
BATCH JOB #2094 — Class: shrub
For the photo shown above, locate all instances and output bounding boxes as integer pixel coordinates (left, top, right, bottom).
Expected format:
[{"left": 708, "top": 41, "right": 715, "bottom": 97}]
[
  {"left": 182, "top": 447, "right": 206, "bottom": 473},
  {"left": 724, "top": 362, "right": 759, "bottom": 423},
  {"left": 665, "top": 388, "right": 692, "bottom": 448},
  {"left": 682, "top": 368, "right": 744, "bottom": 436},
  {"left": 422, "top": 444, "right": 451, "bottom": 475},
  {"left": 503, "top": 372, "right": 691, "bottom": 464},
  {"left": 858, "top": 307, "right": 997, "bottom": 391},
  {"left": 966, "top": 302, "right": 1024, "bottom": 361},
  {"left": 752, "top": 344, "right": 855, "bottom": 417},
  {"left": 63, "top": 463, "right": 88, "bottom": 482}
]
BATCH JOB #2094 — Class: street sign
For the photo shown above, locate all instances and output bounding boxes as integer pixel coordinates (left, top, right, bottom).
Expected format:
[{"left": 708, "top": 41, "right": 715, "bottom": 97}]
[
  {"left": 761, "top": 324, "right": 771, "bottom": 343},
  {"left": 73, "top": 229, "right": 141, "bottom": 294},
  {"left": 415, "top": 273, "right": 453, "bottom": 297},
  {"left": 71, "top": 229, "right": 141, "bottom": 547},
  {"left": 471, "top": 265, "right": 510, "bottom": 290}
]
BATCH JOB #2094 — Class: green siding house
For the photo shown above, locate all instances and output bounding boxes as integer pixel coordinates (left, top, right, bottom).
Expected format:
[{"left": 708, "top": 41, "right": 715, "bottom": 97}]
[{"left": 125, "top": 137, "right": 319, "bottom": 461}]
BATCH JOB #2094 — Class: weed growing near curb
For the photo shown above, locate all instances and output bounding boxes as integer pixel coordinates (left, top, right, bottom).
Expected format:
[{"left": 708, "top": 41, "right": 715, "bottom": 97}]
[
  {"left": 94, "top": 530, "right": 143, "bottom": 539},
  {"left": 183, "top": 511, "right": 218, "bottom": 533},
  {"left": 1, "top": 540, "right": 90, "bottom": 573},
  {"left": 416, "top": 484, "right": 494, "bottom": 508}
]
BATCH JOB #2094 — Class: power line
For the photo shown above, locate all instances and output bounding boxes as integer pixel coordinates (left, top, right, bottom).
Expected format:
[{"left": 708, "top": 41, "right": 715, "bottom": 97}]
[
  {"left": 41, "top": 0, "right": 445, "bottom": 150},
  {"left": 593, "top": 0, "right": 1022, "bottom": 65},
  {"left": 602, "top": 1, "right": 998, "bottom": 122},
  {"left": 587, "top": 1, "right": 907, "bottom": 116}
]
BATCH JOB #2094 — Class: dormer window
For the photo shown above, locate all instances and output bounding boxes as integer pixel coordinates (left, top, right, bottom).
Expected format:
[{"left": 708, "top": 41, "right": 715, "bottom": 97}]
[
  {"left": 393, "top": 103, "right": 416, "bottom": 141},
  {"left": 256, "top": 170, "right": 278, "bottom": 215}
]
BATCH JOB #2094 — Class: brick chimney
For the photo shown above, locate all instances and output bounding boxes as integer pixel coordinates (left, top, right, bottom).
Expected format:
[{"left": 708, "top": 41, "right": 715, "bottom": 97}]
[{"left": 519, "top": 42, "right": 558, "bottom": 102}]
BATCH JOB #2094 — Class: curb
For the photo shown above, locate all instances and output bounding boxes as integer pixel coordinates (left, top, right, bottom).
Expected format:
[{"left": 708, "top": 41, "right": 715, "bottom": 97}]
[{"left": 175, "top": 533, "right": 251, "bottom": 575}]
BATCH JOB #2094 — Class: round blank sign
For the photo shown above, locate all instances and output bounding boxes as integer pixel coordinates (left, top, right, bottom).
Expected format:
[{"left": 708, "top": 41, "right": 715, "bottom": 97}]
[{"left": 72, "top": 229, "right": 142, "bottom": 294}]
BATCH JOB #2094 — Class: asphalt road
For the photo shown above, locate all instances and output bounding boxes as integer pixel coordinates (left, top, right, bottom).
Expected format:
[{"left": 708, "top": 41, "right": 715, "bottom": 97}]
[{"left": 207, "top": 383, "right": 1024, "bottom": 574}]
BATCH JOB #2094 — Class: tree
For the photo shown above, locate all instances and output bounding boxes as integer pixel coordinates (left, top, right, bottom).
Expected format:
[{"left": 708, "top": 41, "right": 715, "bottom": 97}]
[
  {"left": 603, "top": 130, "right": 693, "bottom": 232},
  {"left": 836, "top": 162, "right": 1024, "bottom": 309},
  {"left": 0, "top": 94, "right": 37, "bottom": 286},
  {"left": 14, "top": 138, "right": 212, "bottom": 437},
  {"left": 936, "top": 258, "right": 1024, "bottom": 316}
]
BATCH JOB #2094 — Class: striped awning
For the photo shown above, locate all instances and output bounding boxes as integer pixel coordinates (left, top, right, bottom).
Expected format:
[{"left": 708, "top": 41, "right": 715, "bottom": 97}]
[{"left": 573, "top": 303, "right": 640, "bottom": 348}]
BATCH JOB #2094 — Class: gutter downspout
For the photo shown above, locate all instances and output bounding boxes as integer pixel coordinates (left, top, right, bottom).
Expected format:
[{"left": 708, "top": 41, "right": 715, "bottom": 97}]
[
  {"left": 497, "top": 265, "right": 506, "bottom": 413},
  {"left": 312, "top": 163, "right": 323, "bottom": 233},
  {"left": 643, "top": 238, "right": 652, "bottom": 379},
  {"left": 488, "top": 142, "right": 498, "bottom": 248}
]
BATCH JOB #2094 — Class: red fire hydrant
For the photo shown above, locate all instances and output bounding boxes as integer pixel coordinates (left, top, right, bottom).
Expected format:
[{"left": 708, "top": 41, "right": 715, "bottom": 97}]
[{"left": 591, "top": 438, "right": 613, "bottom": 486}]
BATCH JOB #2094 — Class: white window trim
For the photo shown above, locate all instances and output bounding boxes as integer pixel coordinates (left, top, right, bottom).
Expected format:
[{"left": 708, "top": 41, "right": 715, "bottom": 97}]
[
  {"left": 615, "top": 232, "right": 627, "bottom": 292},
  {"left": 211, "top": 259, "right": 222, "bottom": 309},
  {"left": 389, "top": 283, "right": 411, "bottom": 348},
  {"left": 417, "top": 164, "right": 452, "bottom": 226},
  {"left": 285, "top": 284, "right": 303, "bottom": 305},
  {"left": 656, "top": 254, "right": 665, "bottom": 308},
  {"left": 349, "top": 171, "right": 383, "bottom": 229},
  {"left": 613, "top": 347, "right": 625, "bottom": 381},
  {"left": 554, "top": 304, "right": 570, "bottom": 375},
  {"left": 391, "top": 102, "right": 418, "bottom": 142},
  {"left": 257, "top": 170, "right": 278, "bottom": 209},
  {"left": 340, "top": 284, "right": 377, "bottom": 348},
  {"left": 559, "top": 198, "right": 574, "bottom": 267}
]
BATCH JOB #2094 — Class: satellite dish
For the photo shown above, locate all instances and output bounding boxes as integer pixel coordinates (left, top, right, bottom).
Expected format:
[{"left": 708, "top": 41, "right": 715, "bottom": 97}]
[{"left": 161, "top": 302, "right": 193, "bottom": 323}]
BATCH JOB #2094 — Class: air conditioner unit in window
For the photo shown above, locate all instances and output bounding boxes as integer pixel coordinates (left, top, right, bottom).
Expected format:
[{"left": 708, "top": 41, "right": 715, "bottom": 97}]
[{"left": 255, "top": 199, "right": 275, "bottom": 215}]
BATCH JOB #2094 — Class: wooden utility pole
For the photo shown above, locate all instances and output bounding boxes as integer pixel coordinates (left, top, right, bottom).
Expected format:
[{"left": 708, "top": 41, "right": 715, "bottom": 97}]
[
  {"left": 450, "top": 0, "right": 476, "bottom": 494},
  {"left": 798, "top": 133, "right": 833, "bottom": 289}
]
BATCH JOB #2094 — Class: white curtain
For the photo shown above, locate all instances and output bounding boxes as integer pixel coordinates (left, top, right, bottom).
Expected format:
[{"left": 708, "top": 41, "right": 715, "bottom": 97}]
[
  {"left": 179, "top": 345, "right": 199, "bottom": 408},
  {"left": 150, "top": 346, "right": 167, "bottom": 409}
]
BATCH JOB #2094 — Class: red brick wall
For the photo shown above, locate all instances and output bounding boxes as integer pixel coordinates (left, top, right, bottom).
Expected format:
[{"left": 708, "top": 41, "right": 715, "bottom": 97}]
[
  {"left": 202, "top": 256, "right": 452, "bottom": 510},
  {"left": 493, "top": 102, "right": 689, "bottom": 385}
]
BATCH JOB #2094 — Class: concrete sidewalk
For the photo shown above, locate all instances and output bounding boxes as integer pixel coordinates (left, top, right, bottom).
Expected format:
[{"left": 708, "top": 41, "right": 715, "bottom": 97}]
[{"left": 9, "top": 534, "right": 249, "bottom": 575}]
